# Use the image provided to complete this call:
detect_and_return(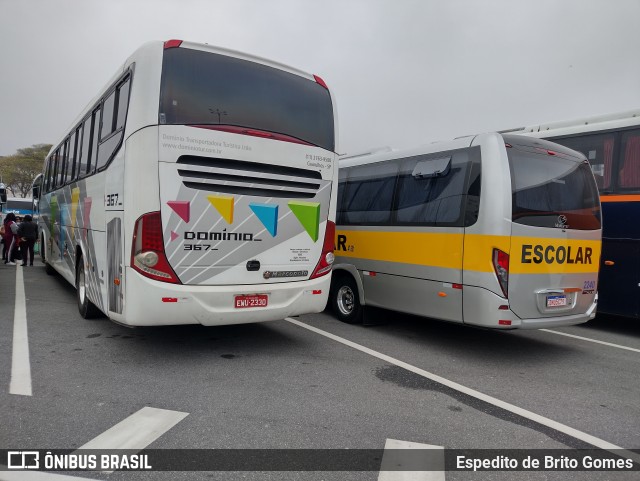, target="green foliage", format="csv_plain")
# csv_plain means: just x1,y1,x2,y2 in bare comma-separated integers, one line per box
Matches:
0,144,51,197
